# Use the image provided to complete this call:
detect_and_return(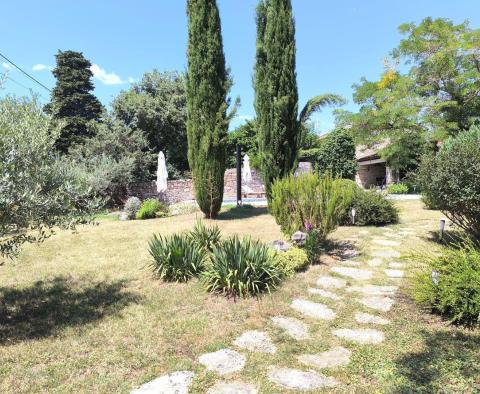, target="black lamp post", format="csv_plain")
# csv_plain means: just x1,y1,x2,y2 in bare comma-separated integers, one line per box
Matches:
236,144,242,207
